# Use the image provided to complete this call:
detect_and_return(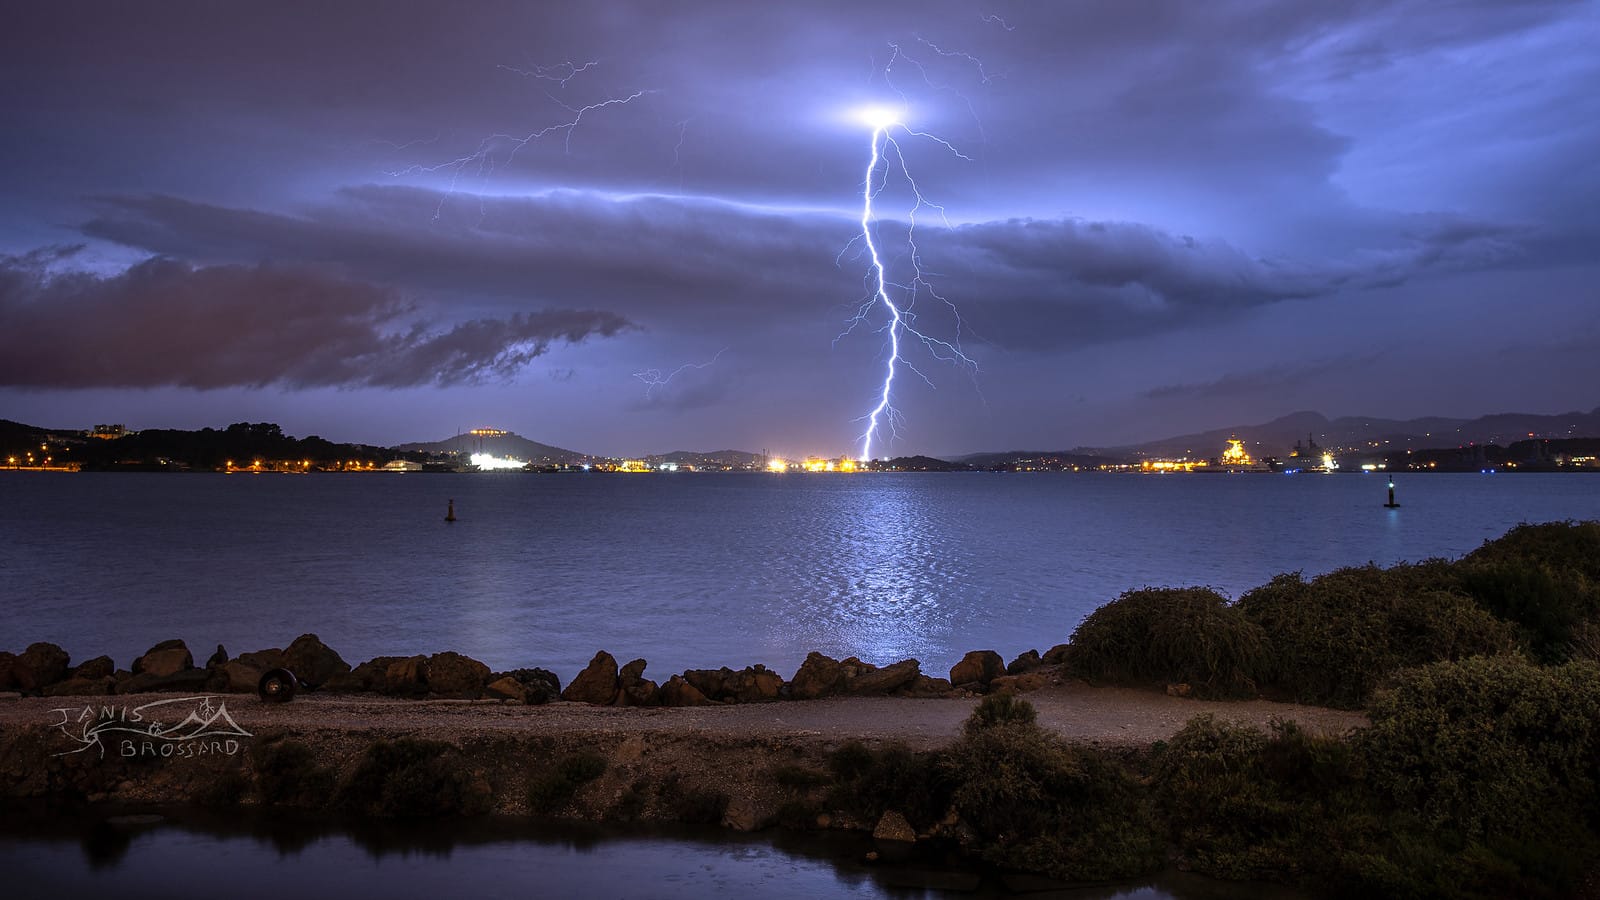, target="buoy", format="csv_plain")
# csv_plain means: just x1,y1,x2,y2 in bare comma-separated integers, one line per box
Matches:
445,499,457,522
1384,476,1400,508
